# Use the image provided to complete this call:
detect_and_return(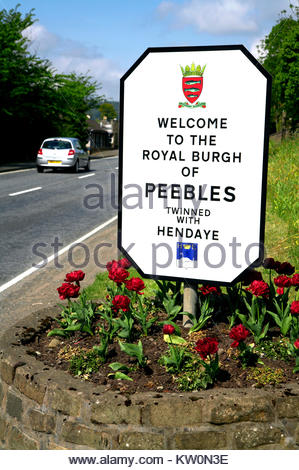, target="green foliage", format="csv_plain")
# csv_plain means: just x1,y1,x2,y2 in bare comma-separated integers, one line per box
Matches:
132,296,157,336
176,369,213,391
113,313,135,341
69,349,103,377
293,351,299,373
118,340,147,368
236,342,258,369
255,338,292,362
0,5,101,163
225,285,244,327
174,353,219,390
267,299,293,336
155,280,188,324
109,371,133,381
238,297,269,344
159,345,189,373
162,294,183,320
93,337,109,363
99,102,117,120
163,334,187,345
188,297,213,332
54,72,100,146
96,305,120,343
246,366,286,387
109,362,130,372
108,363,133,381
265,136,299,265
258,6,299,133
48,292,96,337
155,280,182,310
